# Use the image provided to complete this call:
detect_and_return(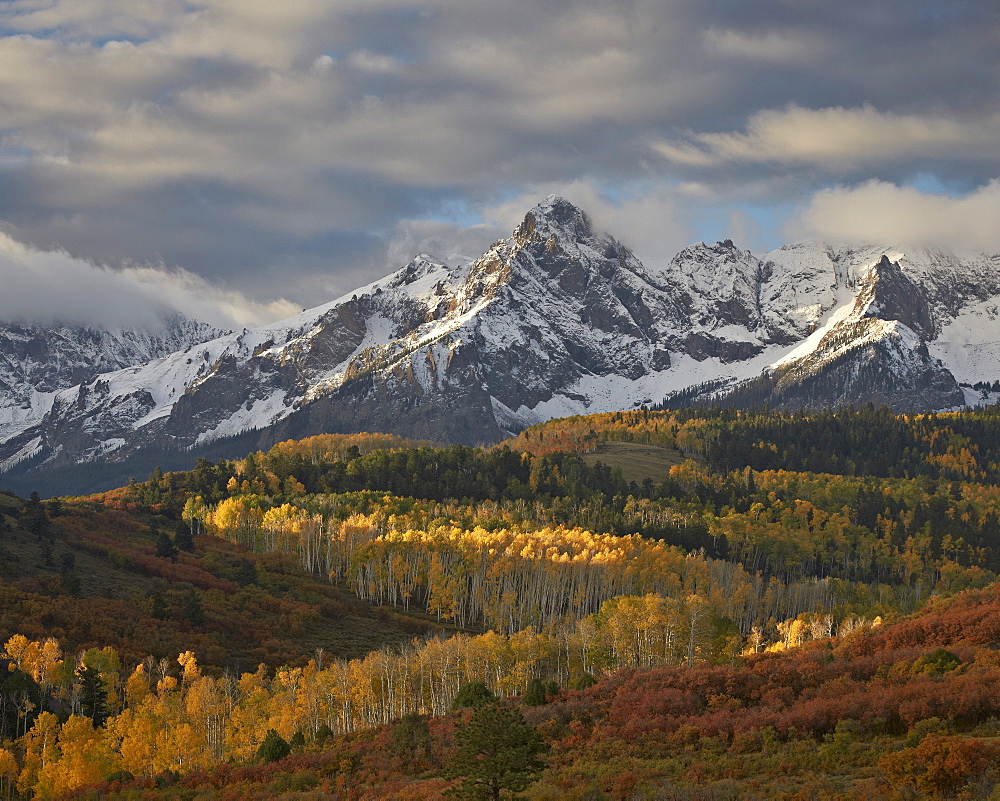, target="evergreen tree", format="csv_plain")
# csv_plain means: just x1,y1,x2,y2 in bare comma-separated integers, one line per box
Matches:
26,491,49,540
174,525,196,552
256,729,290,763
149,591,169,620
233,558,258,586
452,680,495,710
523,678,546,707
155,531,178,561
77,664,108,727
445,703,547,800
392,711,431,756
181,589,204,626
